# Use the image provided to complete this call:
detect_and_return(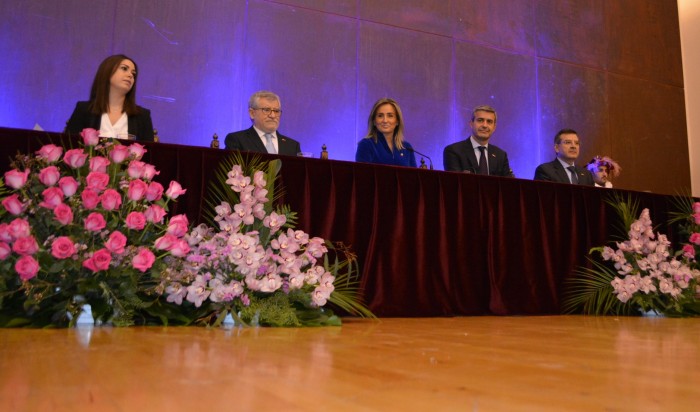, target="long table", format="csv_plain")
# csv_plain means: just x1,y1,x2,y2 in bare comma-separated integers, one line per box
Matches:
0,127,680,316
